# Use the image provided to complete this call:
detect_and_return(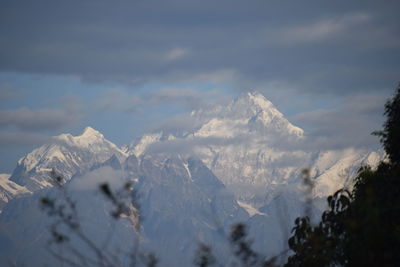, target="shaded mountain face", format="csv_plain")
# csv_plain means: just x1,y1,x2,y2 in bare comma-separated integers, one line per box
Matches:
0,91,382,266
133,155,248,266
0,152,247,266
0,174,31,209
